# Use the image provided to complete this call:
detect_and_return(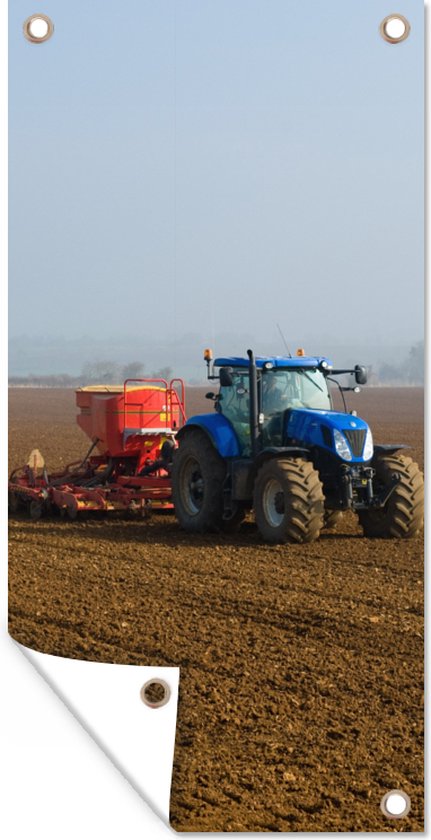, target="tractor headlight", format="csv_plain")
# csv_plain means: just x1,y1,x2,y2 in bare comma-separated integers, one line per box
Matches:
363,428,374,461
333,429,352,461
